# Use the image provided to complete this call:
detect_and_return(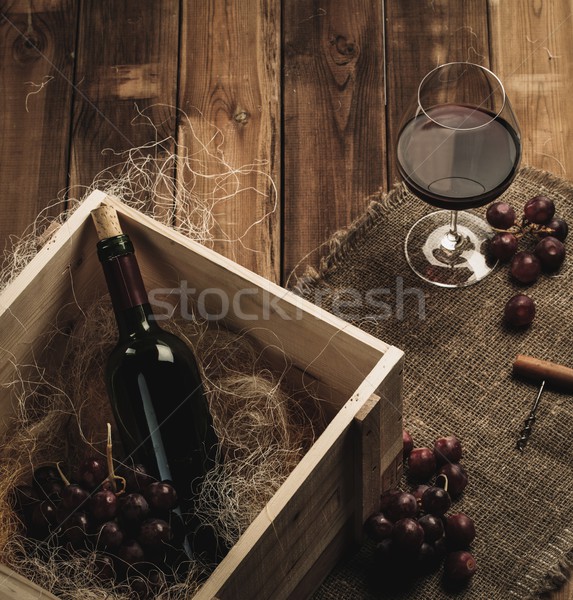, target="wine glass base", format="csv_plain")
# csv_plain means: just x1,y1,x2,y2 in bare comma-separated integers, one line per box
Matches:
404,211,497,288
